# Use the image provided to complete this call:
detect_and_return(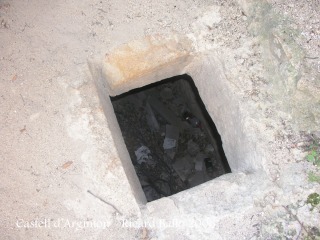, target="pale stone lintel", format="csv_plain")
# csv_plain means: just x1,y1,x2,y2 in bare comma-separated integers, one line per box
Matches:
102,35,195,96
